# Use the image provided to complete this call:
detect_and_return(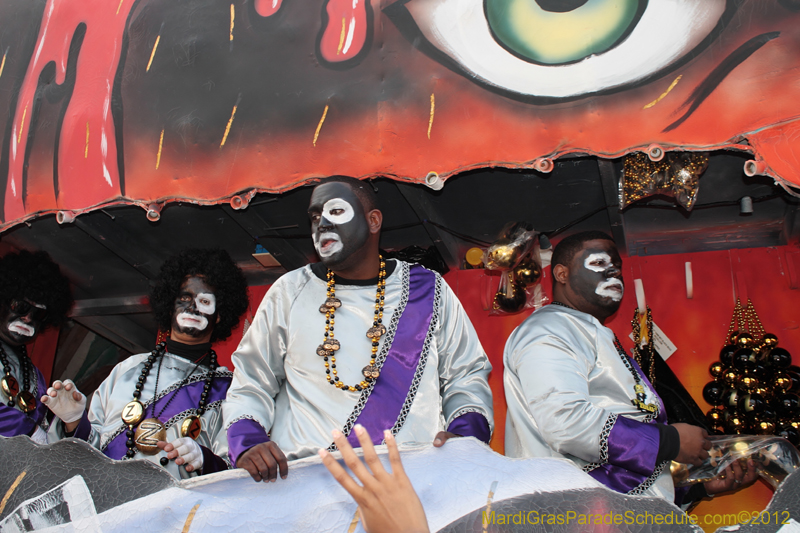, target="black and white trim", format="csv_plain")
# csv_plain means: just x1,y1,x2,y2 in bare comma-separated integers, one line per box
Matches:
582,412,617,473
328,262,412,451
